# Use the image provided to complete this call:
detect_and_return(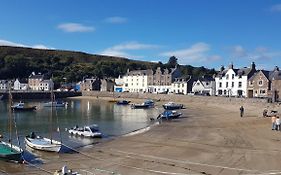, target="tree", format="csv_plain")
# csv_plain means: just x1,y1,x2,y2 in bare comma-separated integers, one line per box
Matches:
167,56,178,68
